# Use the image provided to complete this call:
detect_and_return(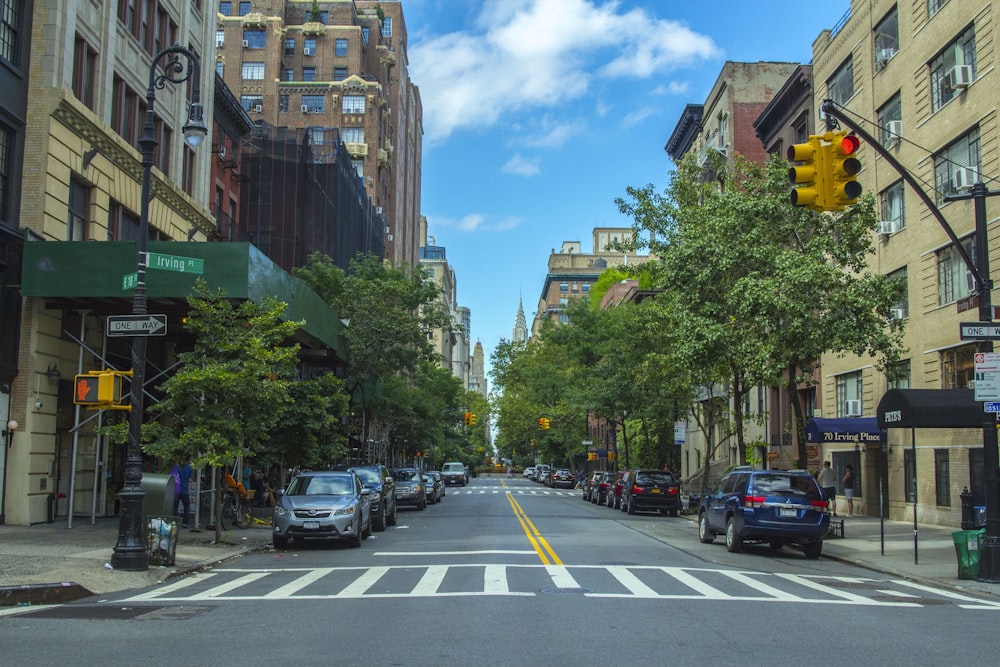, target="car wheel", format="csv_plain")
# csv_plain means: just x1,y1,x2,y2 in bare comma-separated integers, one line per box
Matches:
802,541,823,559
620,497,627,512
419,497,426,510
373,507,386,532
725,516,743,553
363,512,373,539
627,496,636,515
698,513,714,544
386,502,398,526
350,520,363,548
769,540,784,551
273,535,288,549
669,507,679,517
